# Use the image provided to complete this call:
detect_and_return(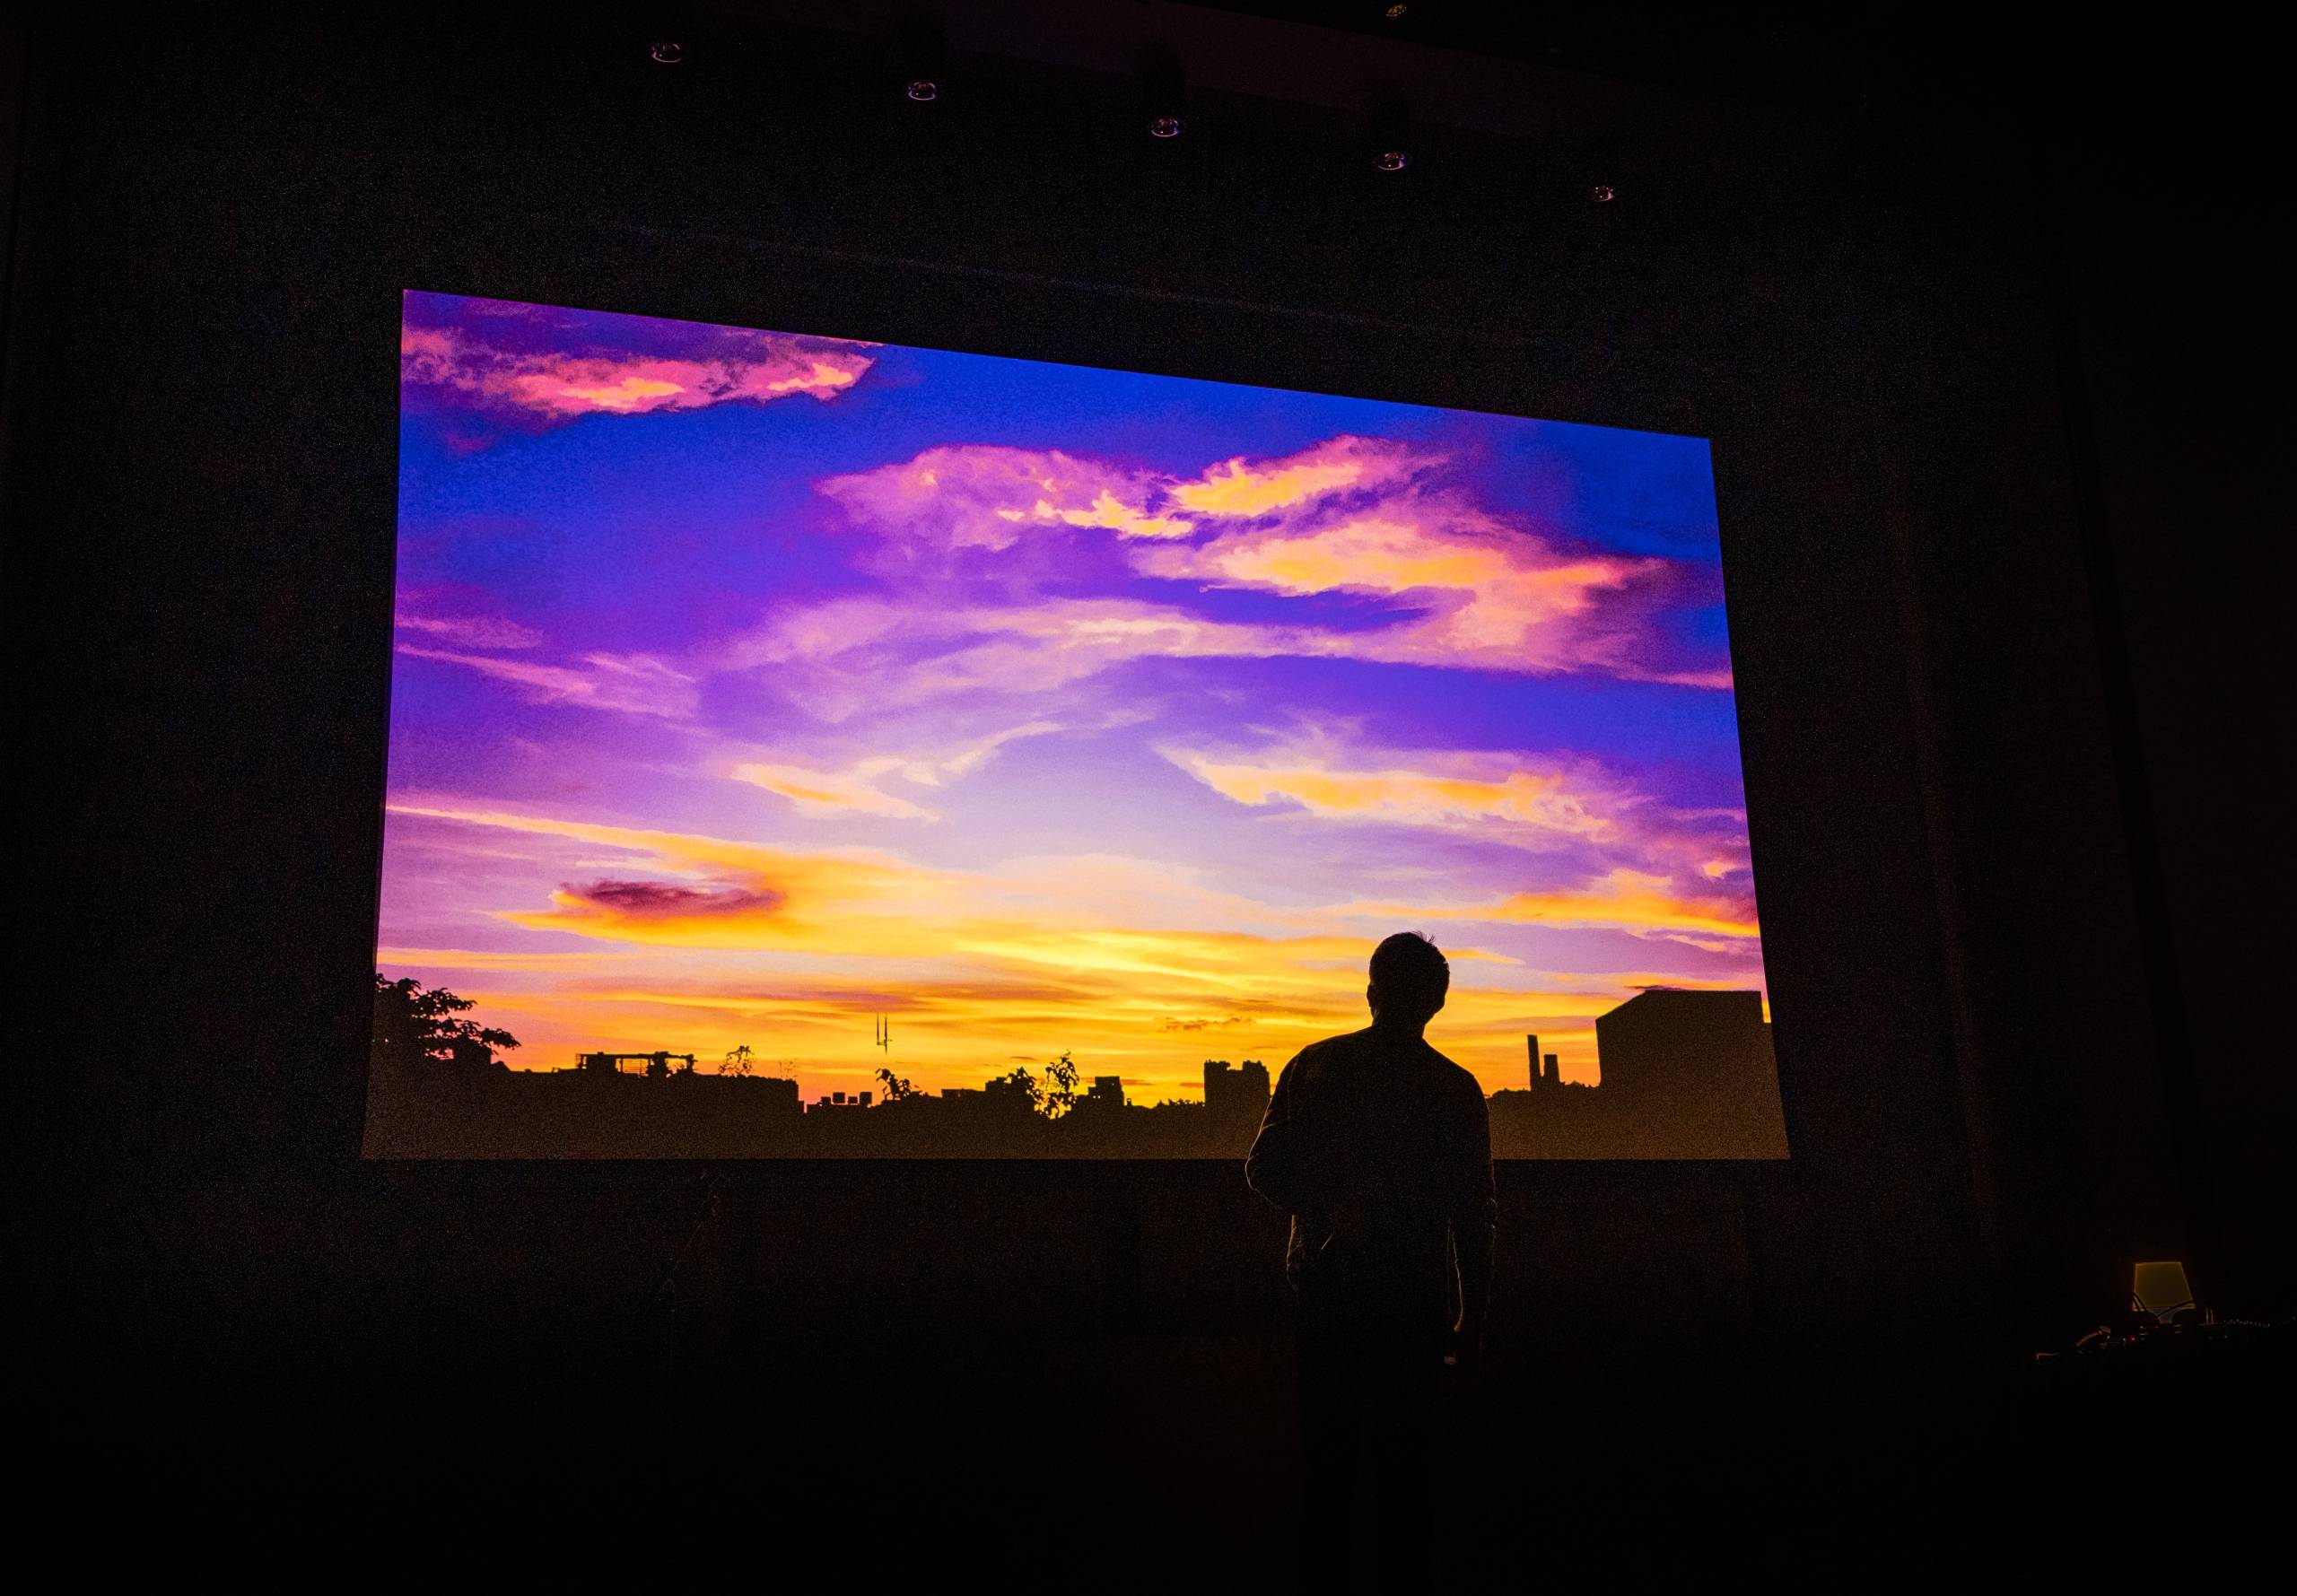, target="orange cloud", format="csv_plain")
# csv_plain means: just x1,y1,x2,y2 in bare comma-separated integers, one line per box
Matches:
1168,435,1421,517
1493,871,1759,938
729,761,941,822
1055,491,1195,540
381,803,1725,1098
377,946,659,971
387,804,936,943
1135,505,1673,676
1342,868,1760,942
